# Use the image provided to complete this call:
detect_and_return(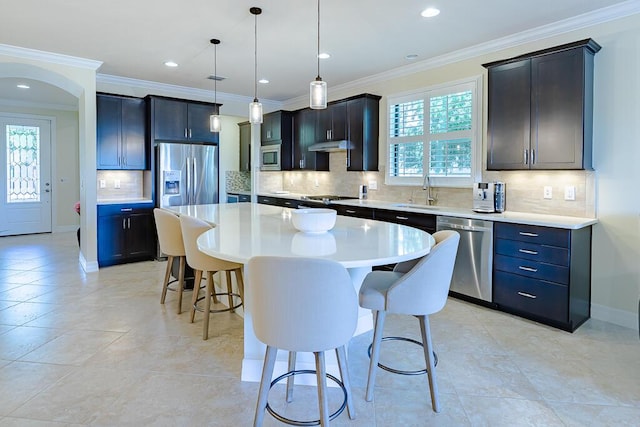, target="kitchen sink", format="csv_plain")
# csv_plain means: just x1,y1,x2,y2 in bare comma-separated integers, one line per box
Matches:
392,203,445,211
